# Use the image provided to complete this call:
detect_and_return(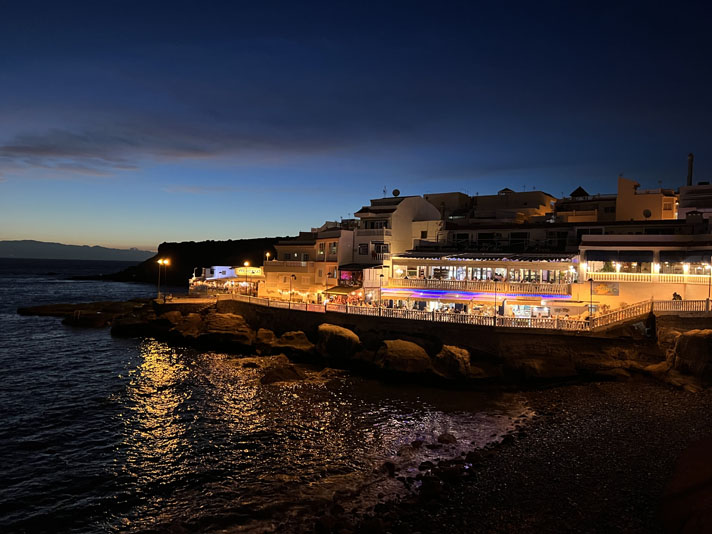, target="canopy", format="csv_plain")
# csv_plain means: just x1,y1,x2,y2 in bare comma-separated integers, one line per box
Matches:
325,285,362,295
